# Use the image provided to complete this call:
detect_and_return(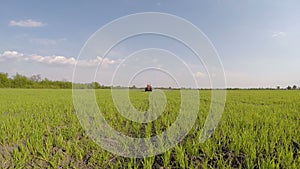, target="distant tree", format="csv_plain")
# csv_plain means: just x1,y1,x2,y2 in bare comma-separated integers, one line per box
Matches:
30,74,41,82
293,85,297,90
40,78,51,88
92,82,101,89
132,85,136,89
0,72,10,87
0,72,110,89
57,81,72,89
287,86,292,90
276,86,280,90
12,73,33,88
